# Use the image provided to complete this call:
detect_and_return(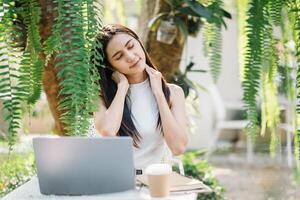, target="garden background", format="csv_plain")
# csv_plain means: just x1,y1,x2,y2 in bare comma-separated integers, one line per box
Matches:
1,0,300,199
